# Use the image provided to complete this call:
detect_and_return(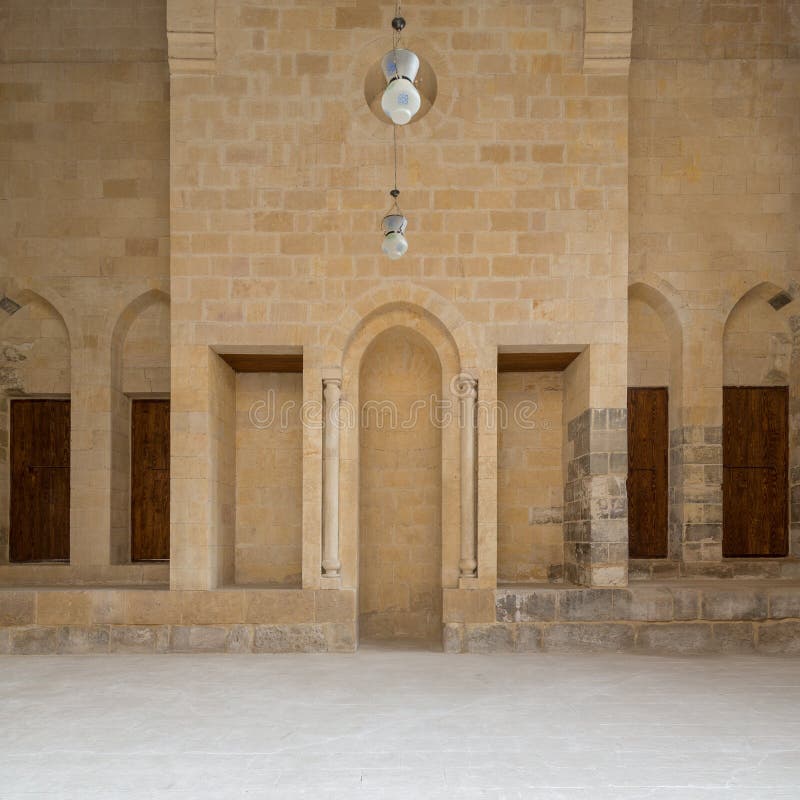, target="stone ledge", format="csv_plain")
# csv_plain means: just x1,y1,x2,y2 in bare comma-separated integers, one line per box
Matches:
496,582,800,624
444,620,800,655
0,588,357,628
0,623,356,654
